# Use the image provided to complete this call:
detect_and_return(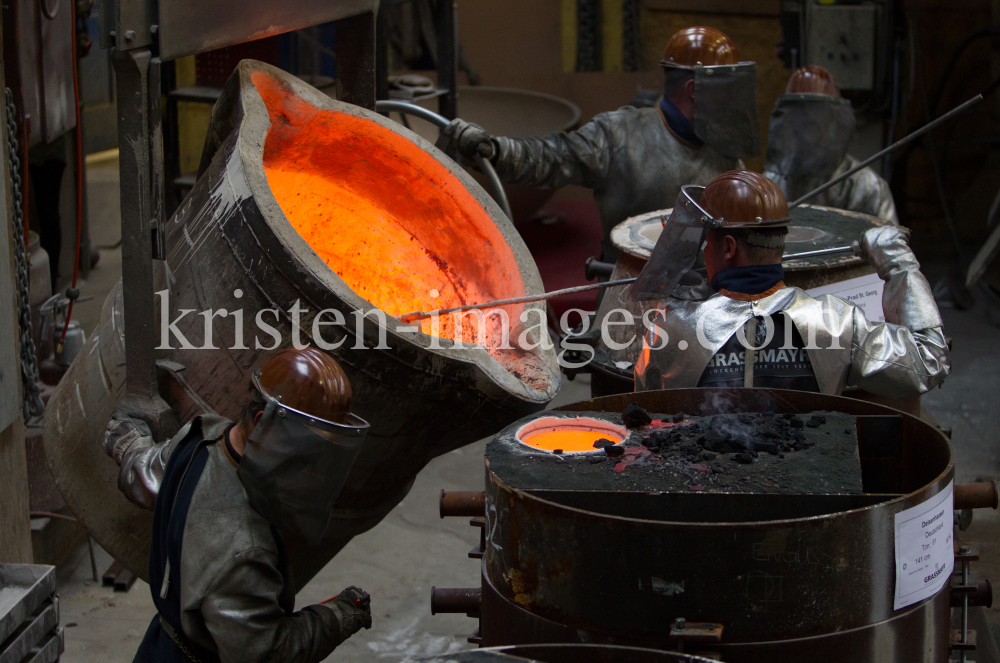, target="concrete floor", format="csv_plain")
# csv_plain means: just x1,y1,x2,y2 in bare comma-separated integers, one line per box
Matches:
51,158,1000,661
